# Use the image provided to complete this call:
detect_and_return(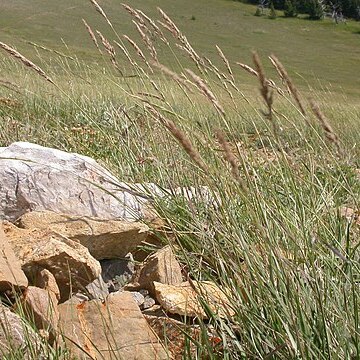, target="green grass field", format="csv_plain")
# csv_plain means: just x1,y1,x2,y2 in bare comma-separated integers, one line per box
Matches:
0,0,360,358
1,0,360,98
